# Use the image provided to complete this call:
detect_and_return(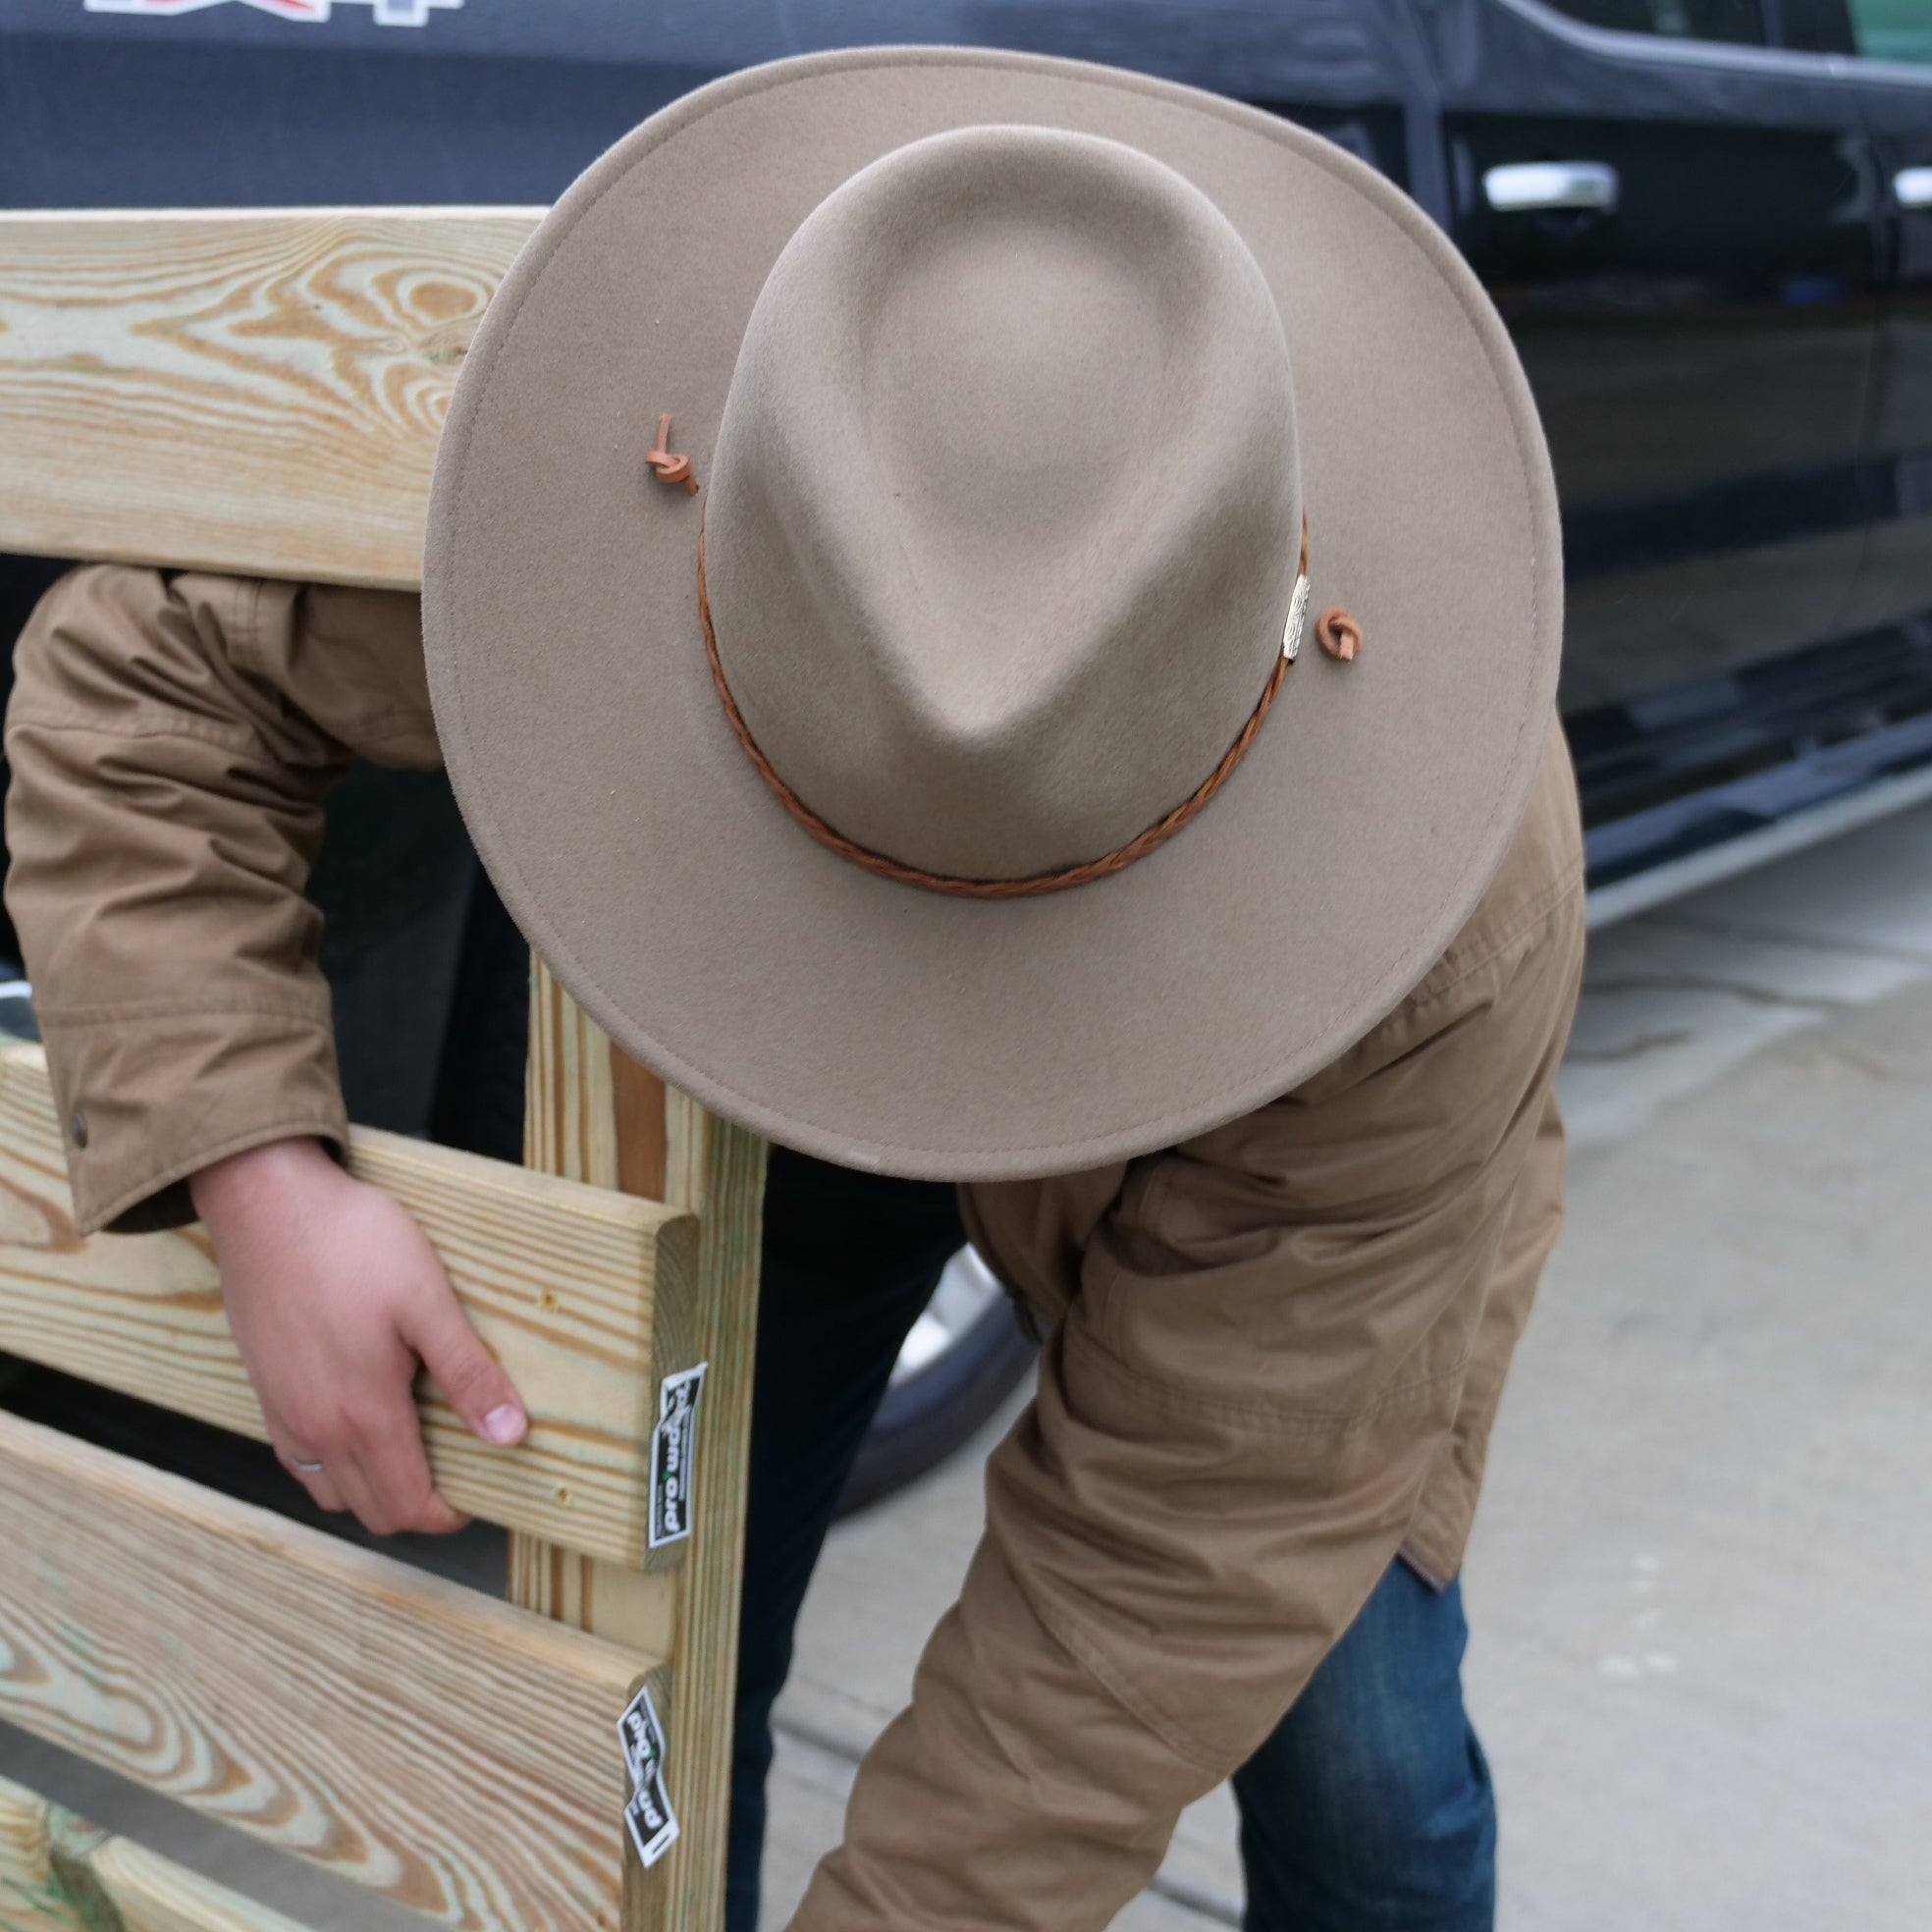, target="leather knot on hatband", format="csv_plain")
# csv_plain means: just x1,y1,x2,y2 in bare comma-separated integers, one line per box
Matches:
647,414,699,495
695,513,1353,899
